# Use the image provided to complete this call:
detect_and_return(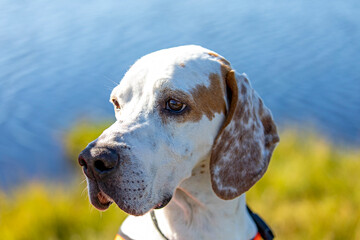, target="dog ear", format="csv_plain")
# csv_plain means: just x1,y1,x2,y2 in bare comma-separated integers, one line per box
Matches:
210,70,279,200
